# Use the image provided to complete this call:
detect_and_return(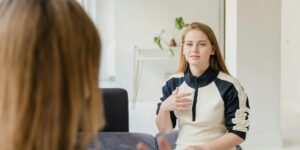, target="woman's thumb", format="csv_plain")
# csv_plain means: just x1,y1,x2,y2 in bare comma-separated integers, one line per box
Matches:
172,87,179,95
